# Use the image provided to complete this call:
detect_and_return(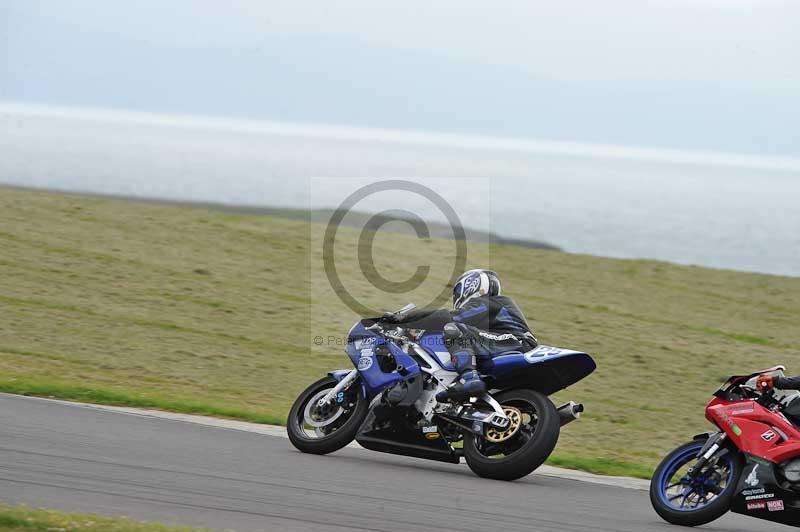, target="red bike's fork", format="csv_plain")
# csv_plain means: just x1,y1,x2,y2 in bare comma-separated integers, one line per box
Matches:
688,433,728,478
